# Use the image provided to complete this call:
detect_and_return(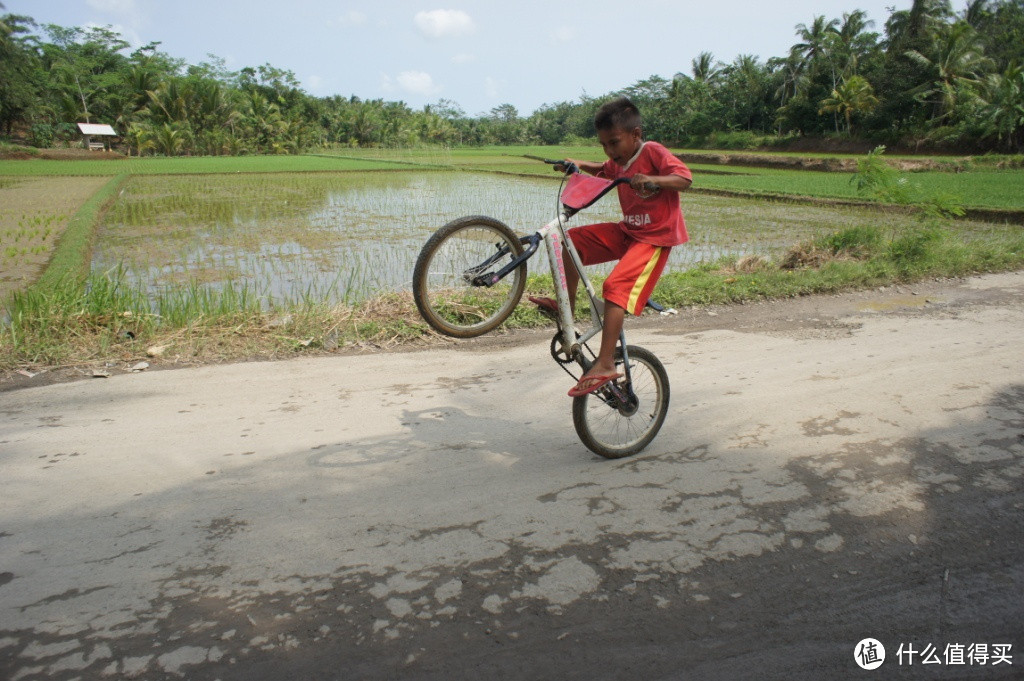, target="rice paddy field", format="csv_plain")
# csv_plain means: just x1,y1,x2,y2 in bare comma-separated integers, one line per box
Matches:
1,146,1022,317
91,169,1011,309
